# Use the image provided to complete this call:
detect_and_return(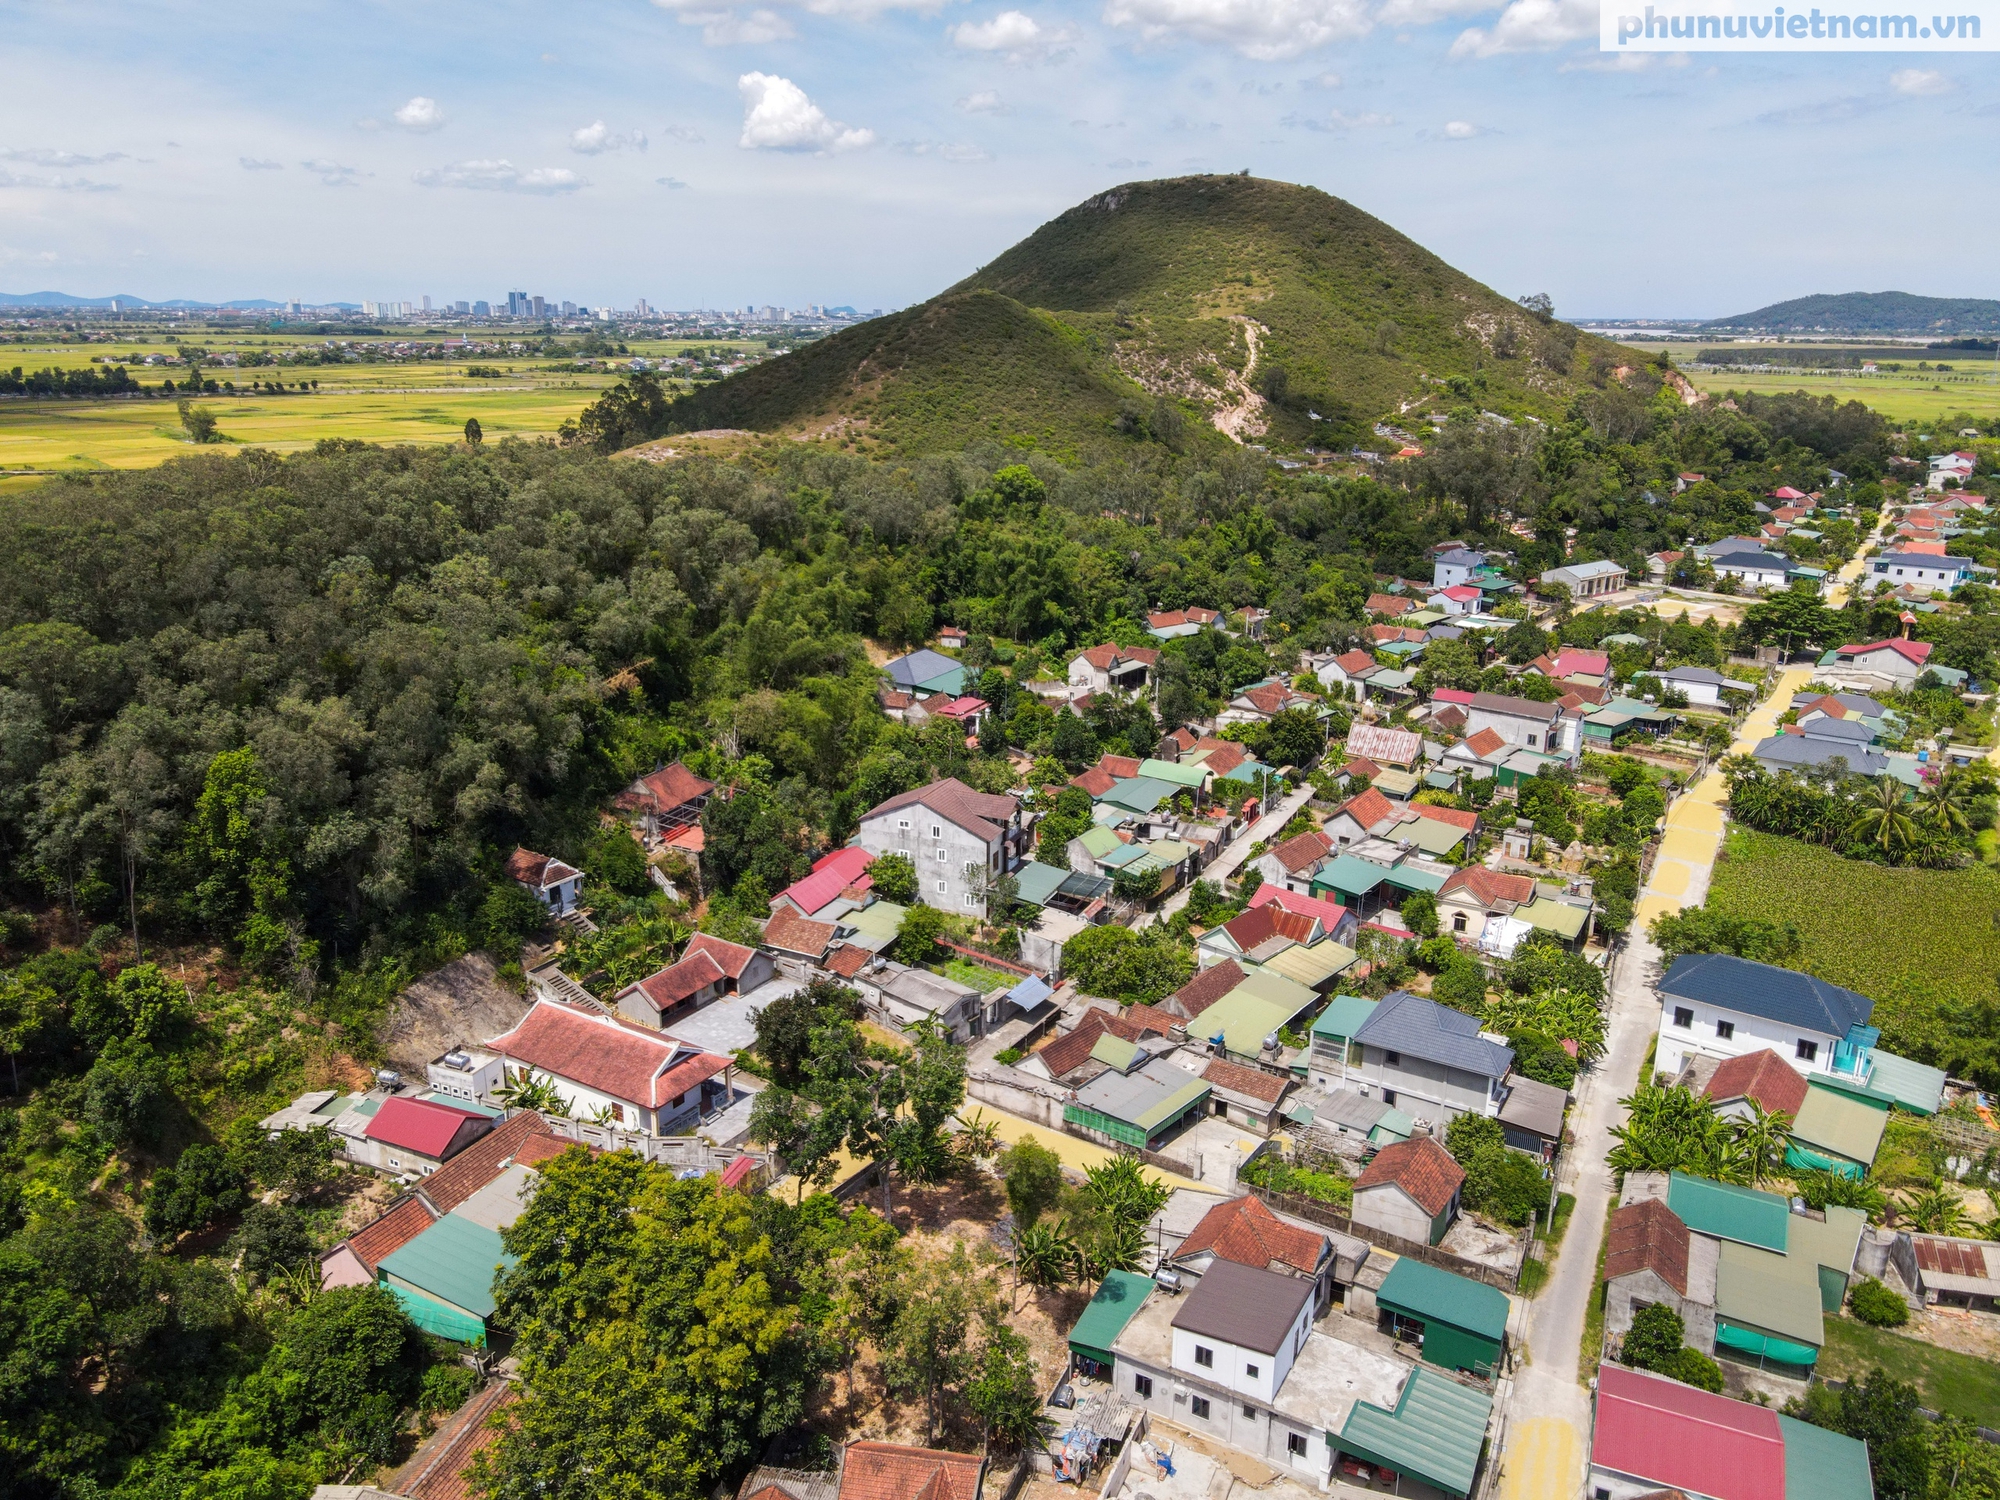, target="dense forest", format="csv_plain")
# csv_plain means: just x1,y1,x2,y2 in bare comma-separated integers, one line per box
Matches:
2,378,1999,1496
